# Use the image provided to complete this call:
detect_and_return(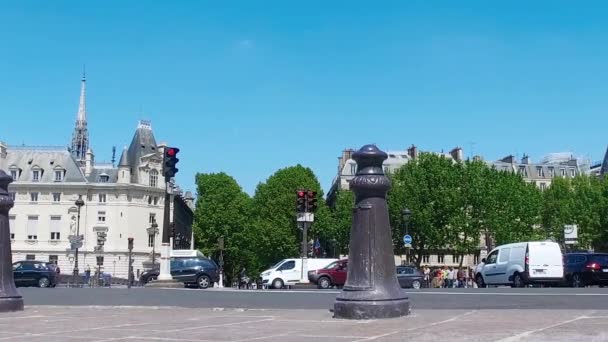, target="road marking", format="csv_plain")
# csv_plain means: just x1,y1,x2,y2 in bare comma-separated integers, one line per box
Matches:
0,315,47,320
493,314,589,342
163,318,275,333
233,334,290,341
407,310,477,332
353,330,401,342
411,291,608,296
166,287,341,294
